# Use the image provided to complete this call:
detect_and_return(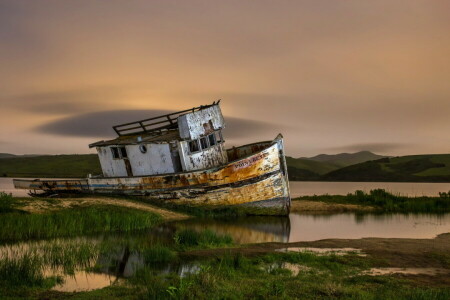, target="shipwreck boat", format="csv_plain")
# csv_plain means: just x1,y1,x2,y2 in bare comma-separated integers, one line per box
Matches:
14,101,291,215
